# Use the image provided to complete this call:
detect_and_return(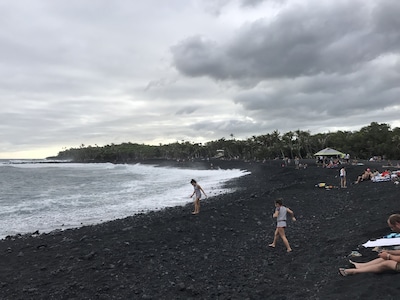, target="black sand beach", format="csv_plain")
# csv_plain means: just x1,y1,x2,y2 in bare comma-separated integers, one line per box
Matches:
1,159,400,299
